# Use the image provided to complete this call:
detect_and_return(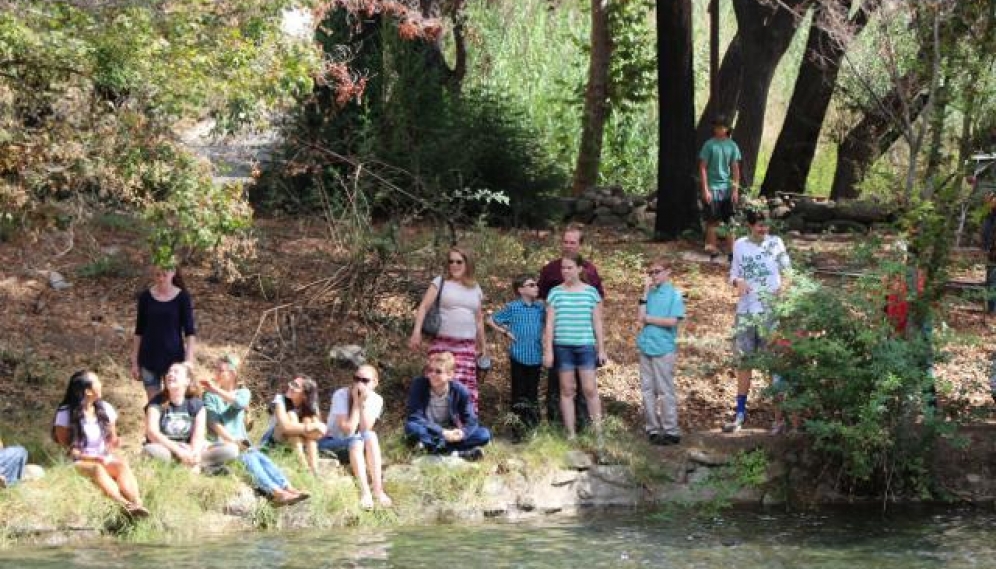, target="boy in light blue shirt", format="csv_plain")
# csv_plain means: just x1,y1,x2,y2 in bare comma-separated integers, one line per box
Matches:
636,258,685,445
489,275,545,431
